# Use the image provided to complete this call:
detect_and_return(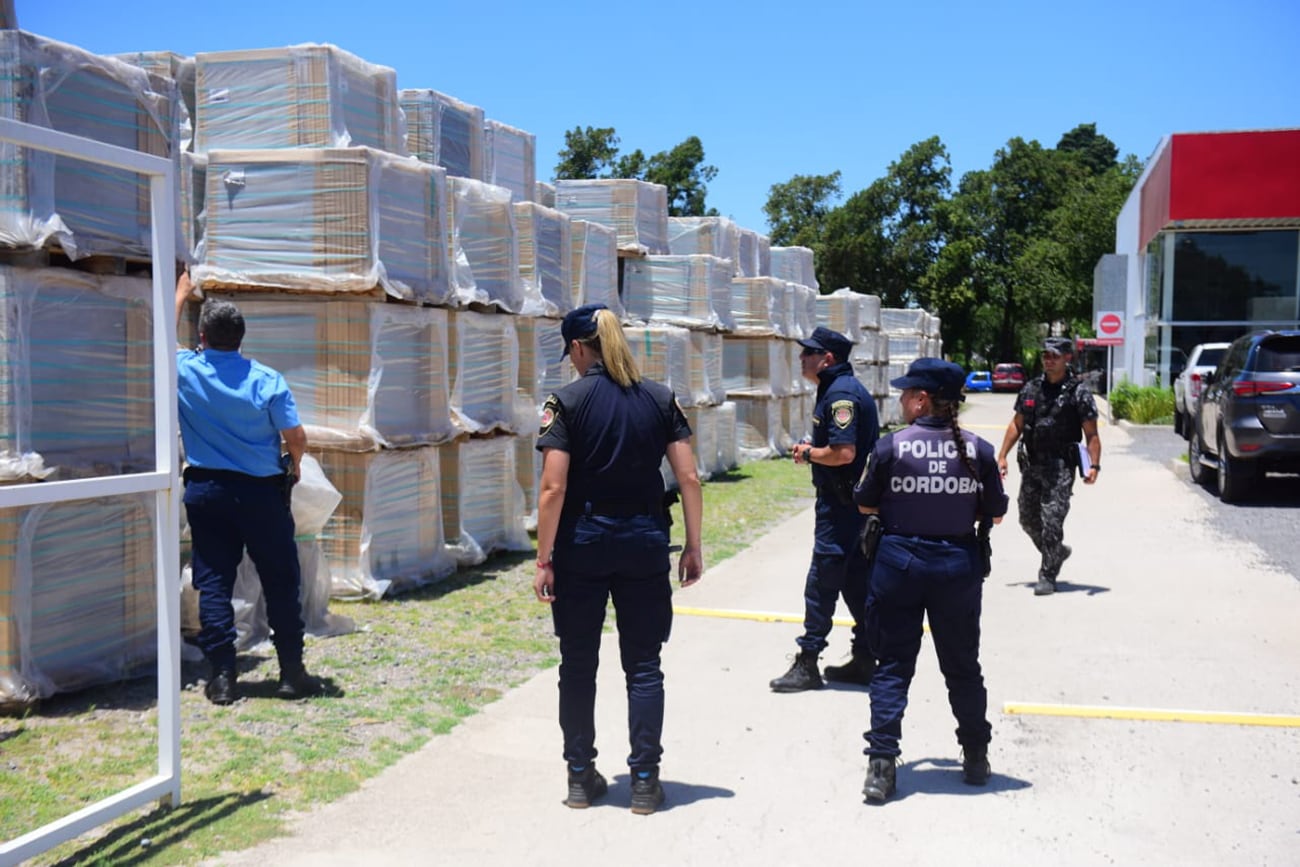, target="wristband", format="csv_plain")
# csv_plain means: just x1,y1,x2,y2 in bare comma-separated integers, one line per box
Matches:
1091,465,1099,472
536,560,553,569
